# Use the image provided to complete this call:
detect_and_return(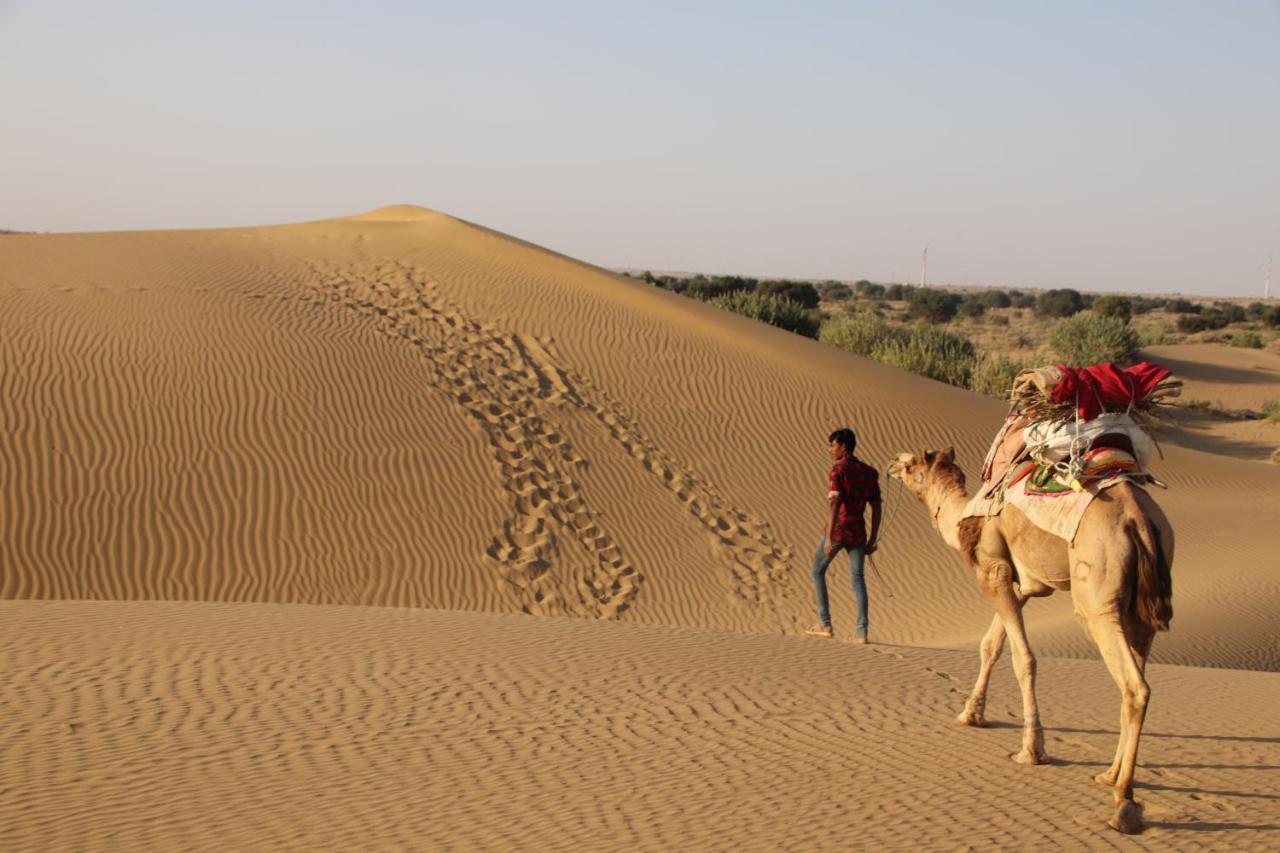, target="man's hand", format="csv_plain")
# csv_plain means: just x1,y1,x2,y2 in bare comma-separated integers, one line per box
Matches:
865,541,878,556
824,541,839,559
